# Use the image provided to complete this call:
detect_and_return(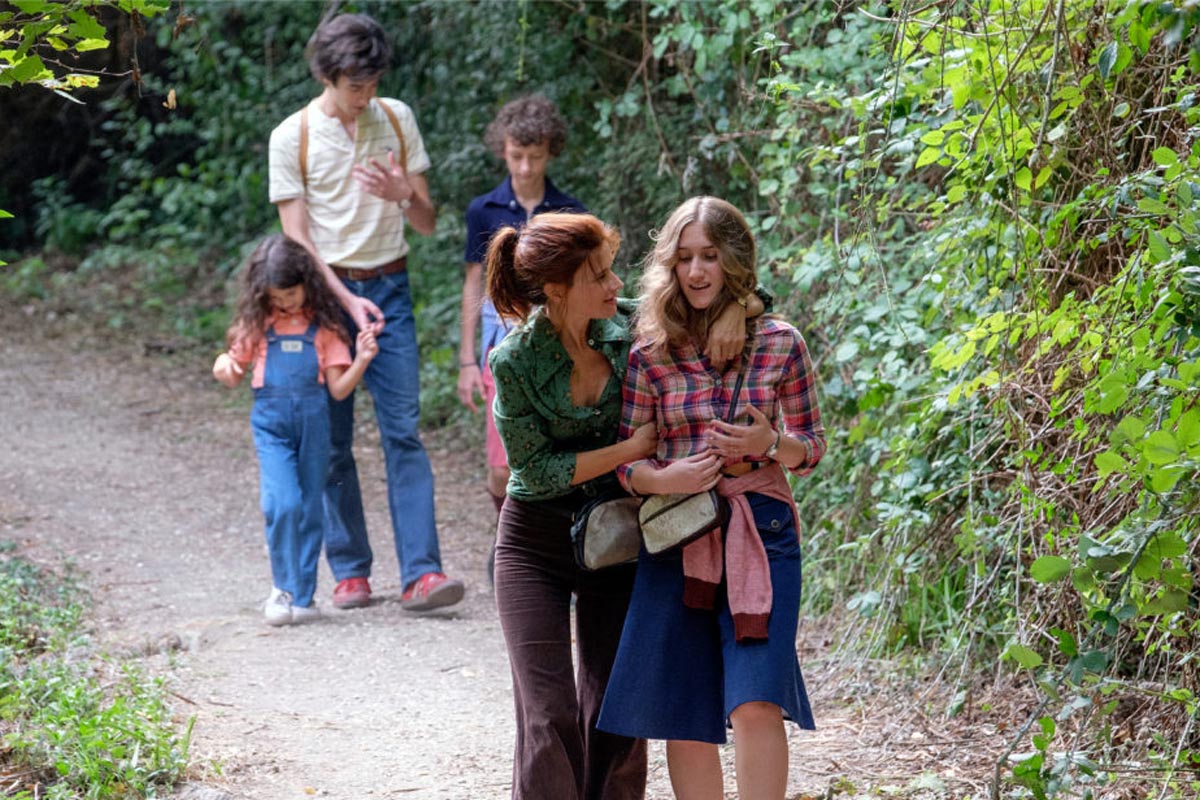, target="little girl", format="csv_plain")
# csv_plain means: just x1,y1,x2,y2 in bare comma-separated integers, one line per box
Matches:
213,234,378,626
